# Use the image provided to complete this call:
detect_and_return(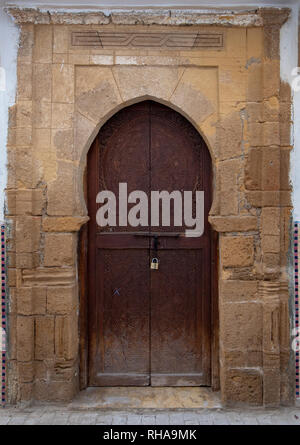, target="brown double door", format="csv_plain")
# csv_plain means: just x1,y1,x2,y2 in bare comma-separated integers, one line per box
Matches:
88,101,212,387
